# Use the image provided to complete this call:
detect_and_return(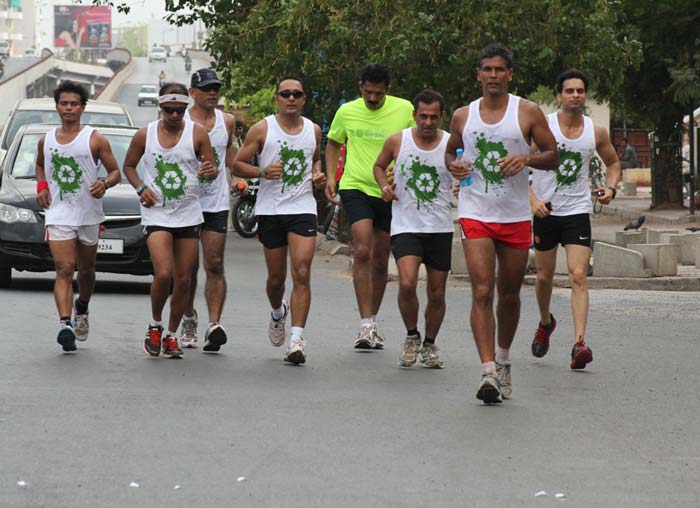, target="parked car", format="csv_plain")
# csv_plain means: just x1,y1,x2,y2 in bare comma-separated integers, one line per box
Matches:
137,85,159,106
0,124,153,287
149,46,167,63
0,97,134,165
0,41,9,59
